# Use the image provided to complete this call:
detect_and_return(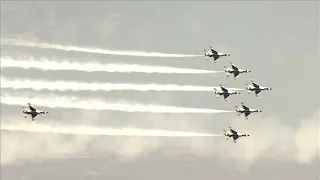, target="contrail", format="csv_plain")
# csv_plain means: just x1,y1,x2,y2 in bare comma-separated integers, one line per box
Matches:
1,39,203,58
0,95,233,114
1,123,222,137
1,76,243,92
1,57,222,74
